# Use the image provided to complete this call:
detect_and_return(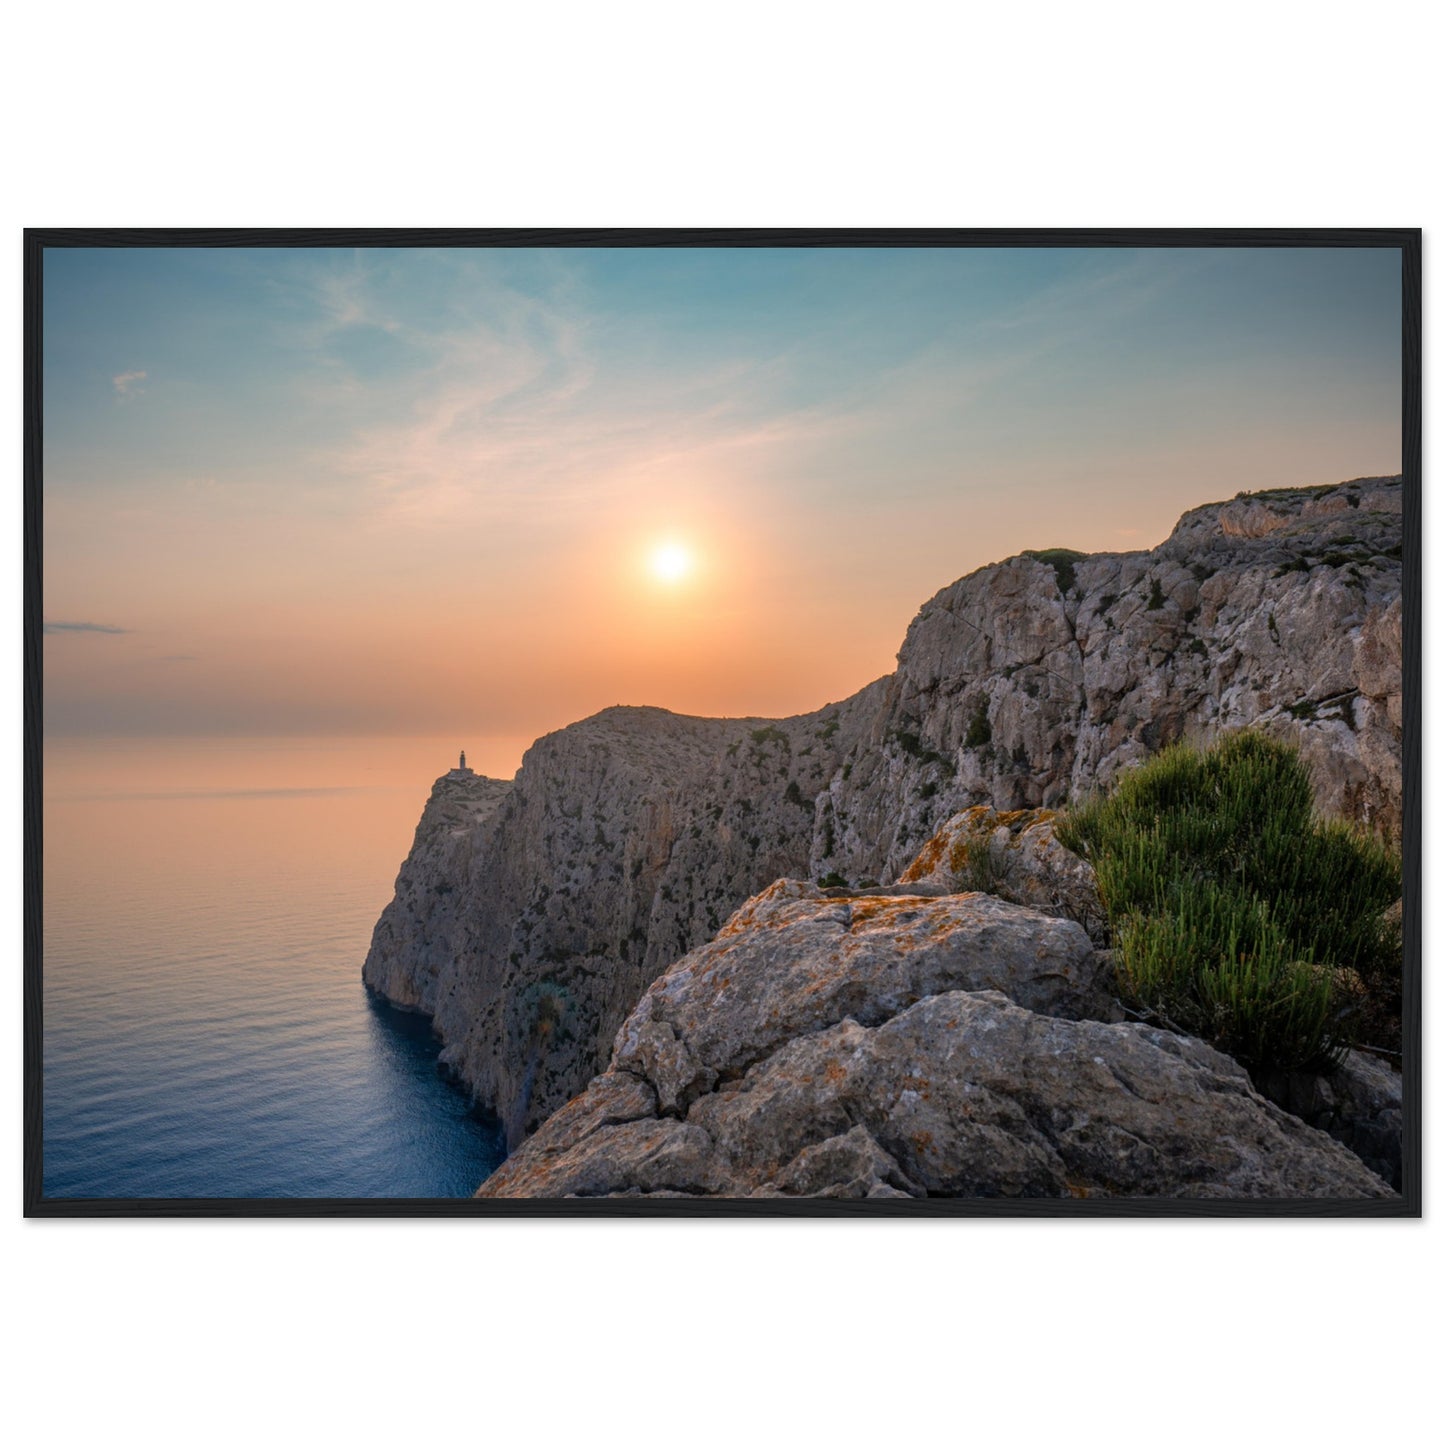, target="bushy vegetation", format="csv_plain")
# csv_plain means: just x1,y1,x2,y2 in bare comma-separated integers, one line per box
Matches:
894,726,956,774
958,841,1005,897
1058,732,1400,1072
1023,547,1087,594
964,701,992,750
